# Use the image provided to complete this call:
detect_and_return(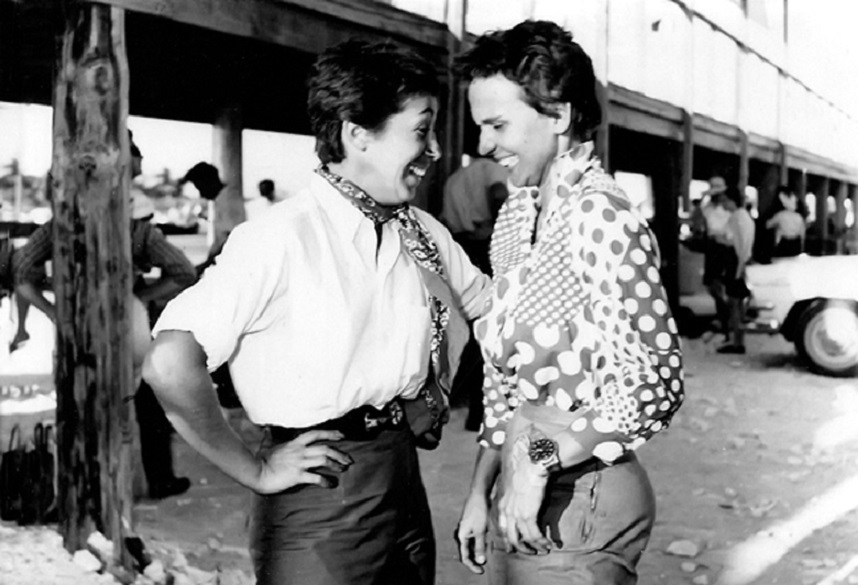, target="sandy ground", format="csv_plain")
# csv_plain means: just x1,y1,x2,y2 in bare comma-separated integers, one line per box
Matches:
2,303,858,585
